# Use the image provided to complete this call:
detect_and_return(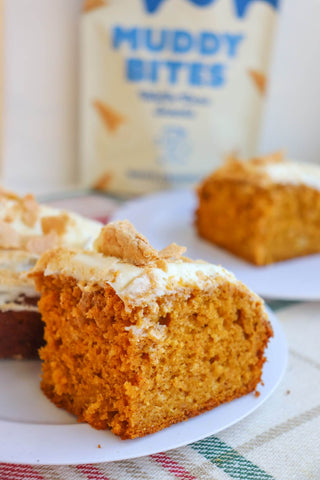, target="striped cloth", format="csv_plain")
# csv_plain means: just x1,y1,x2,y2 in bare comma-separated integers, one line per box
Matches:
1,301,319,479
